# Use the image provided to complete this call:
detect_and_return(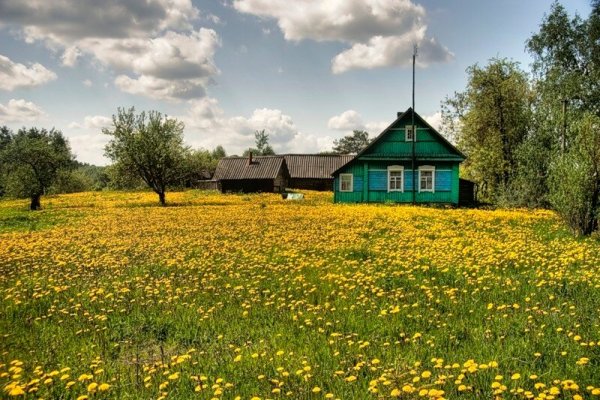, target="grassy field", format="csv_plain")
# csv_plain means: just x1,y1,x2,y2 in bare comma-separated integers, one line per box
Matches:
1,191,599,400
